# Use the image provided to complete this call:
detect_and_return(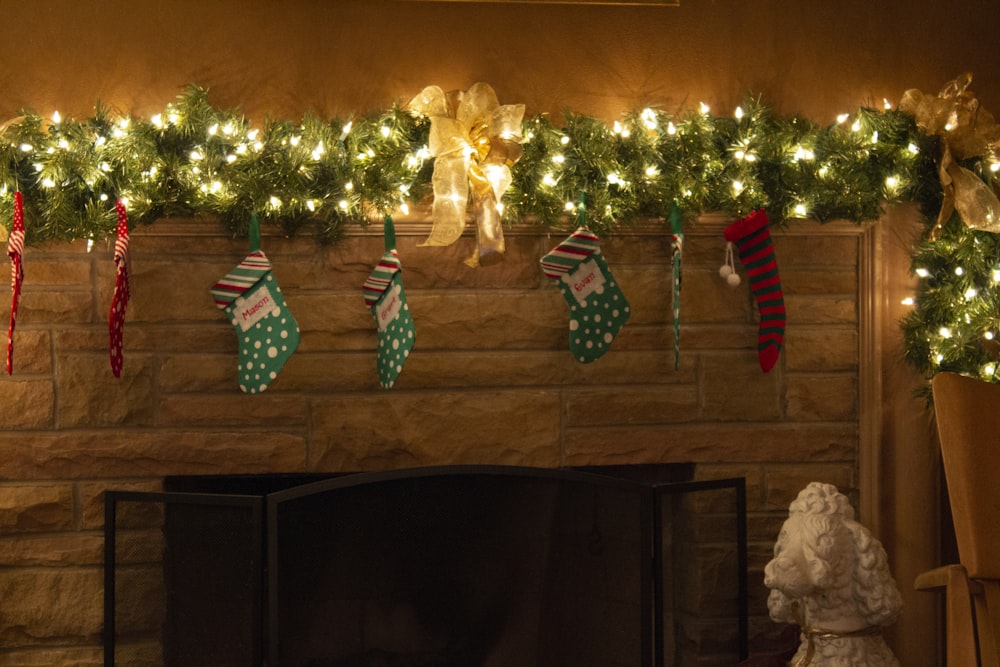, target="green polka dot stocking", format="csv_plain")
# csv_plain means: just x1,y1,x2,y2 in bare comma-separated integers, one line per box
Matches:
540,225,631,363
362,216,415,389
210,214,300,393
